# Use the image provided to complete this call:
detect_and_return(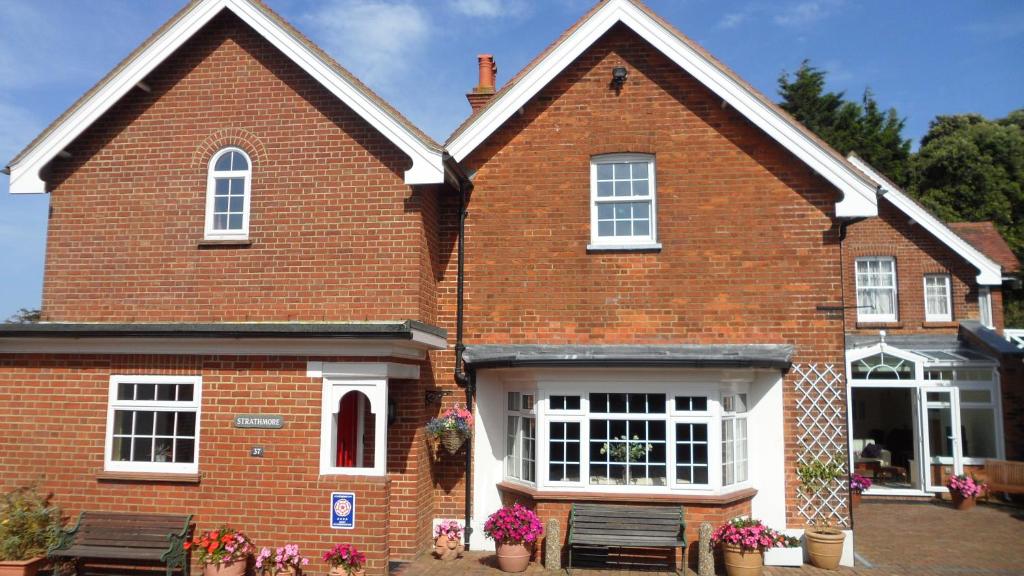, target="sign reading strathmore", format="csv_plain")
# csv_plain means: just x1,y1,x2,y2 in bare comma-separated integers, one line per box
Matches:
233,414,285,429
